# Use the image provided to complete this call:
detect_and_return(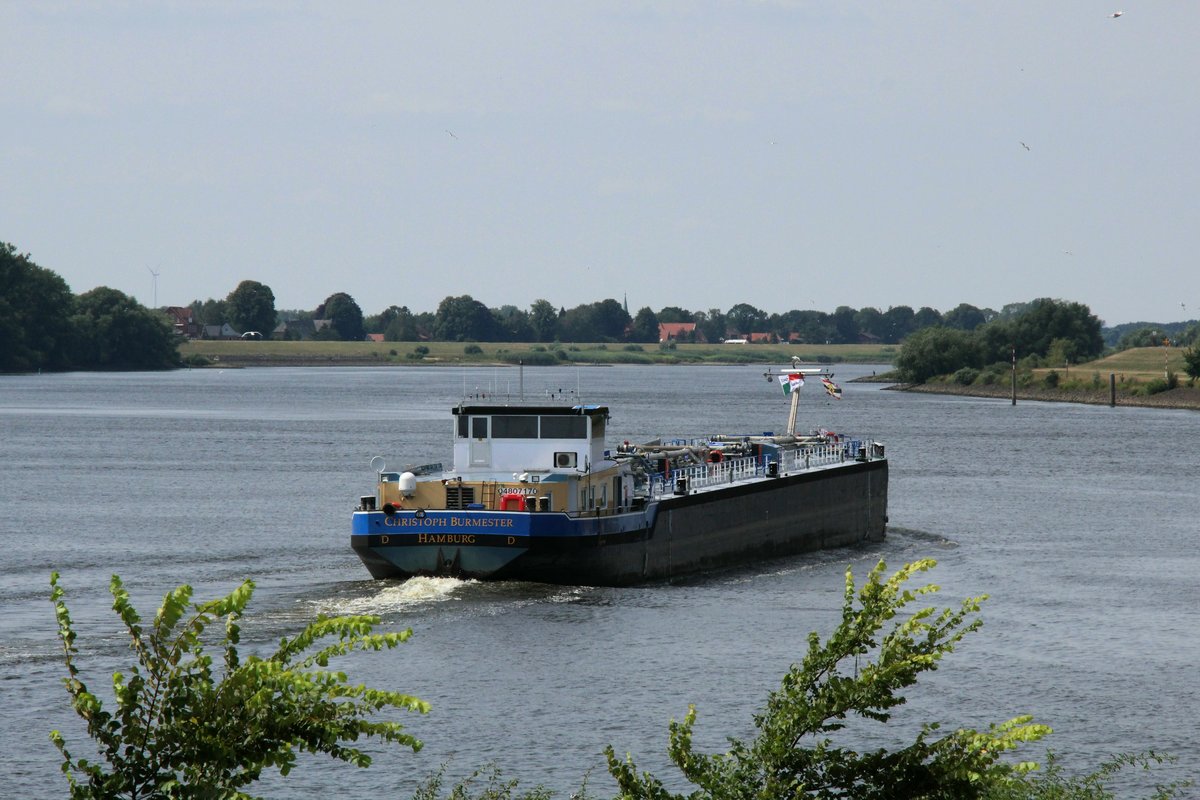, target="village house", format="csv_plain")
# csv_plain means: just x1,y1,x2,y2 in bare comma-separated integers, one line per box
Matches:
273,319,333,340
201,323,241,340
658,322,706,343
164,307,200,339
